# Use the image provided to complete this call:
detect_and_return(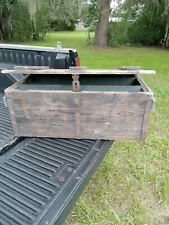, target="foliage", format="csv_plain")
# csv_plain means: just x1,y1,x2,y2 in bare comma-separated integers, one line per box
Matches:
108,21,130,47
11,1,32,41
85,0,99,30
126,1,167,45
0,0,88,41
128,10,166,45
107,0,169,47
0,0,50,41
33,3,50,40
50,19,76,32
122,0,169,46
49,0,84,32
